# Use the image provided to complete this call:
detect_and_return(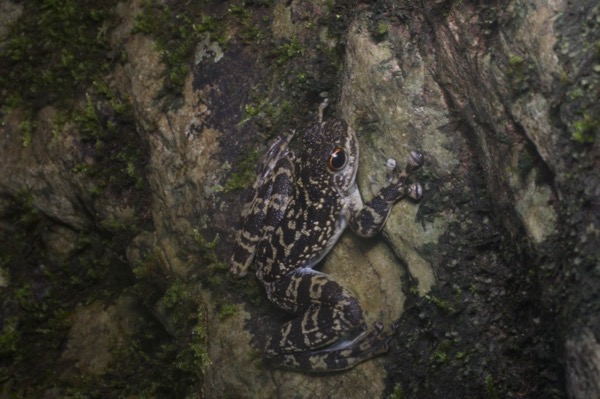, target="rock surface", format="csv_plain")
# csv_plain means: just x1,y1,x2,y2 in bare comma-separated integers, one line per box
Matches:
1,0,599,398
